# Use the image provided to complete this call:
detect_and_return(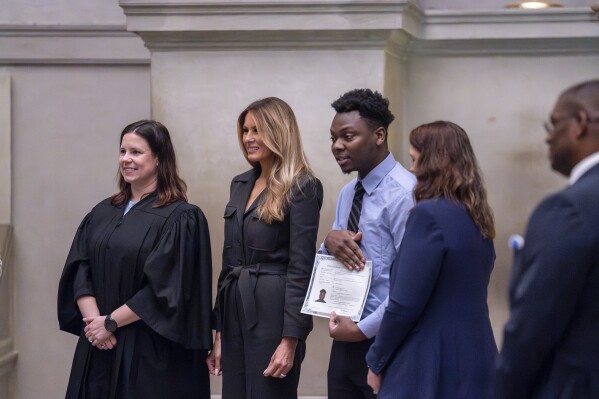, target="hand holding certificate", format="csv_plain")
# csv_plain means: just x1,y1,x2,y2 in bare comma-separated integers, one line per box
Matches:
301,254,372,322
